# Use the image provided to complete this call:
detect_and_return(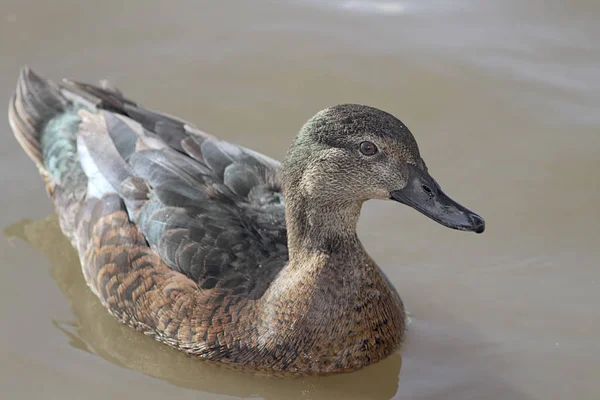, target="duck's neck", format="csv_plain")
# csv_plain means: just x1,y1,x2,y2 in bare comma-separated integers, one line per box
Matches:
256,190,405,372
284,191,364,262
